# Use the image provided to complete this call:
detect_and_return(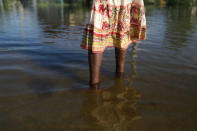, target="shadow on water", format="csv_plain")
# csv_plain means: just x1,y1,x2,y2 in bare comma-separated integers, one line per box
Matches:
21,50,90,96
28,77,55,98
